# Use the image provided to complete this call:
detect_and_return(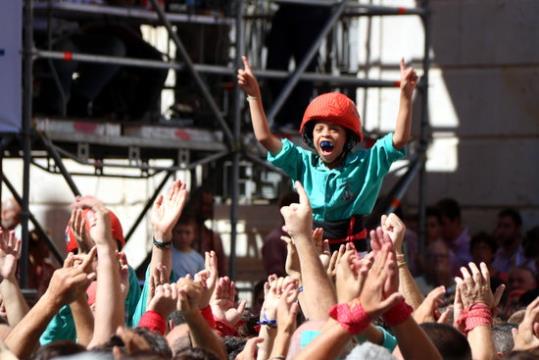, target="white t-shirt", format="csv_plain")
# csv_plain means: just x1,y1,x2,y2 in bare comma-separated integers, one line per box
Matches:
171,248,205,278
